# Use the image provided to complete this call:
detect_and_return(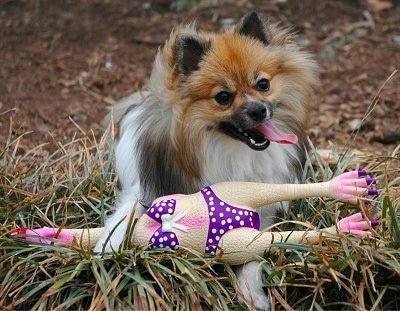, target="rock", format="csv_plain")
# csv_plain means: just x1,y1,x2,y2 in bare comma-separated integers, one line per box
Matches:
373,130,400,145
